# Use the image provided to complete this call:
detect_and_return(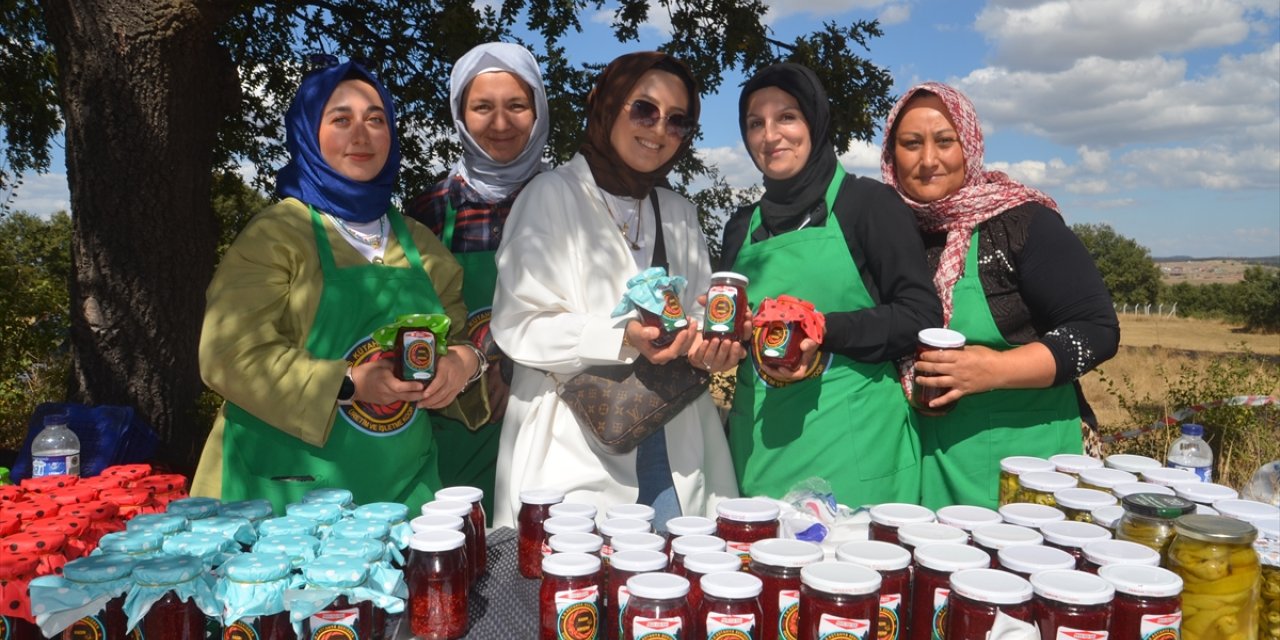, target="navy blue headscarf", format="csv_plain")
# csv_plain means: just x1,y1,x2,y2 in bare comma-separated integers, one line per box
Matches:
276,61,402,223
